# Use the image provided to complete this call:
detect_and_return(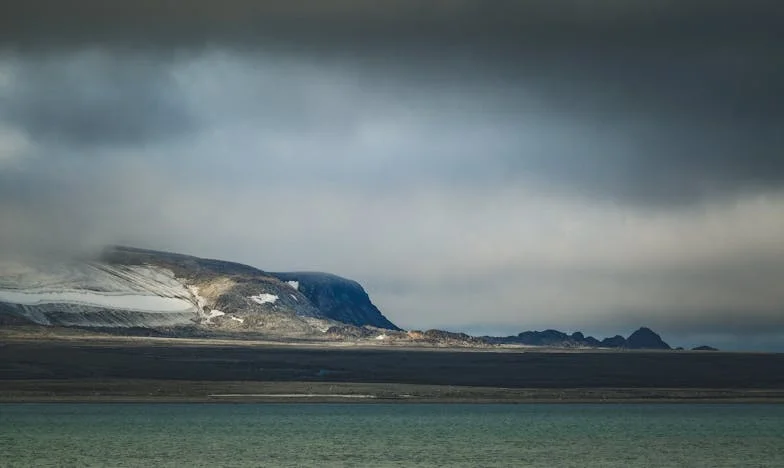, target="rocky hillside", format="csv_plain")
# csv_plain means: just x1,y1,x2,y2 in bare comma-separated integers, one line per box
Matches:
0,246,399,337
